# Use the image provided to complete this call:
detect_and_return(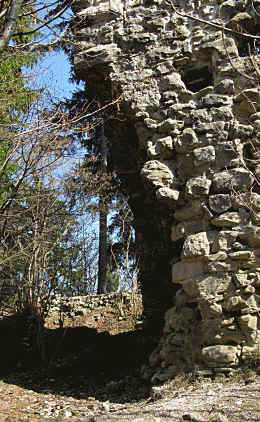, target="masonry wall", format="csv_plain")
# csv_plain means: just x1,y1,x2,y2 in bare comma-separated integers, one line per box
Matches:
71,0,260,382
46,291,143,335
